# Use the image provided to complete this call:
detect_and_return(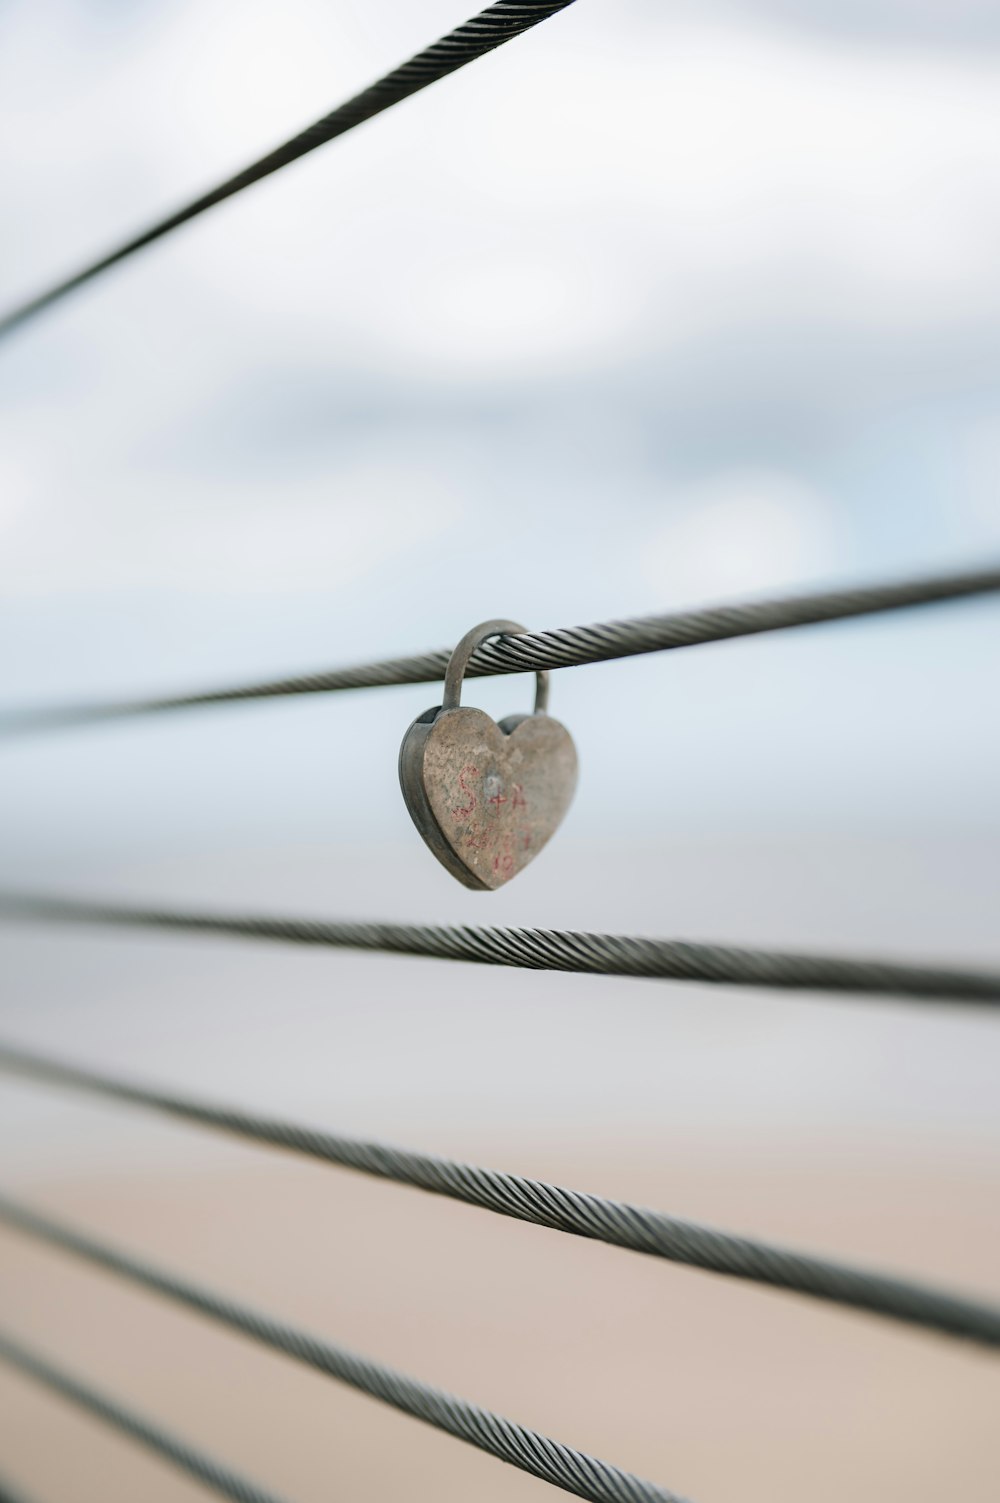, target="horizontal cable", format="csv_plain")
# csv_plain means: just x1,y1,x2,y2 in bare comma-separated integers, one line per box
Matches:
0,1195,688,1503
3,1045,1000,1348
1,891,998,1004
0,1328,292,1503
1,563,998,736
0,1,578,340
